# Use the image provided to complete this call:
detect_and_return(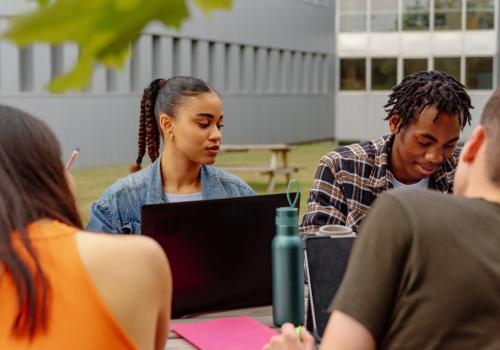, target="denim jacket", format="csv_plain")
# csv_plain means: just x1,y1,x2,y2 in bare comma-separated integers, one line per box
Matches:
86,159,255,234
